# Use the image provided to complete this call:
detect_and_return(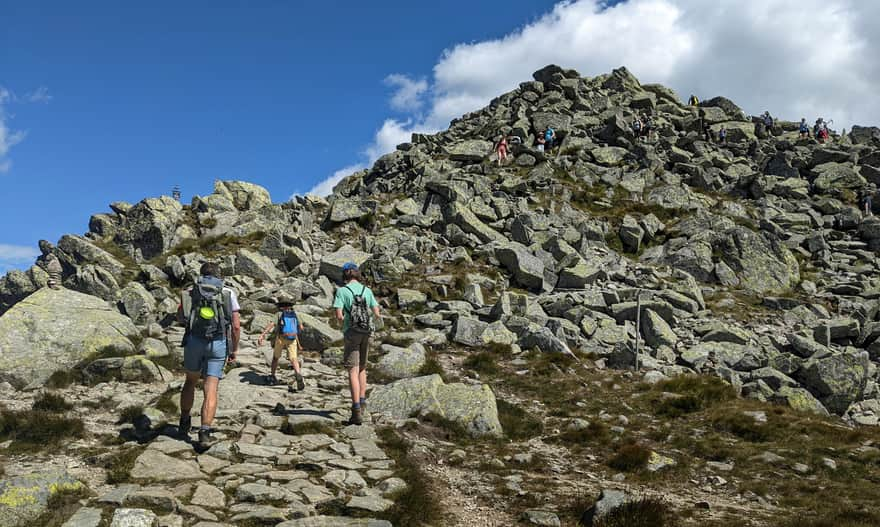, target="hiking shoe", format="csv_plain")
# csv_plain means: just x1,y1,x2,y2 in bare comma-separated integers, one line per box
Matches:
266,374,279,386
197,428,217,447
349,406,363,426
178,415,192,437
296,374,305,391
